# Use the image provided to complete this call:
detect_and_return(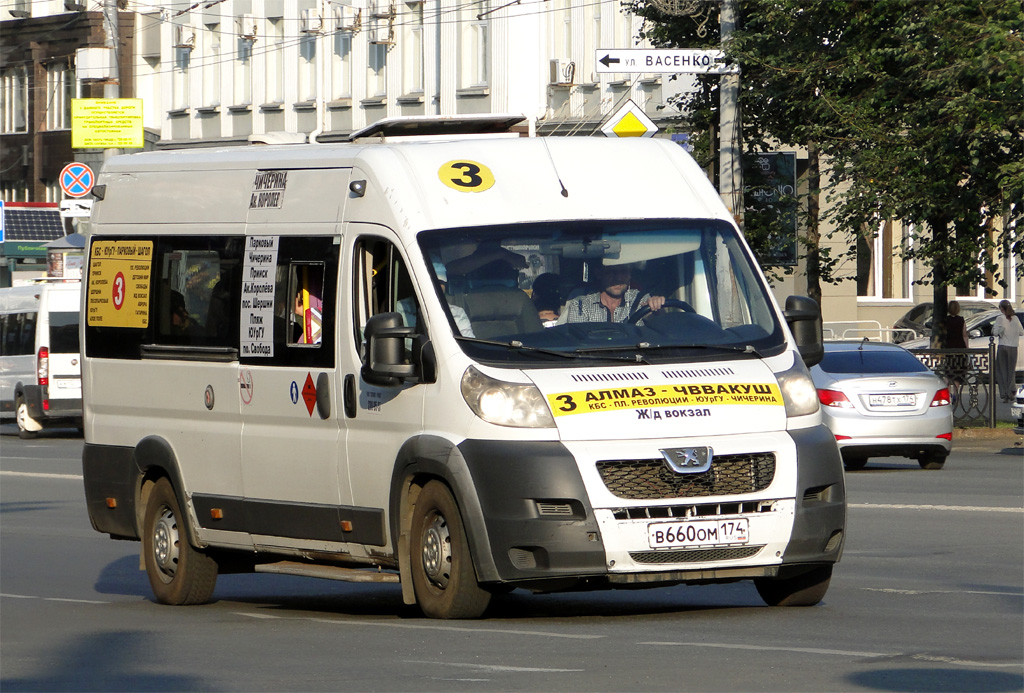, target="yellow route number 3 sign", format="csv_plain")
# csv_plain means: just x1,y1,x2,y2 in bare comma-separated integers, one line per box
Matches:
438,160,495,192
87,241,154,327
